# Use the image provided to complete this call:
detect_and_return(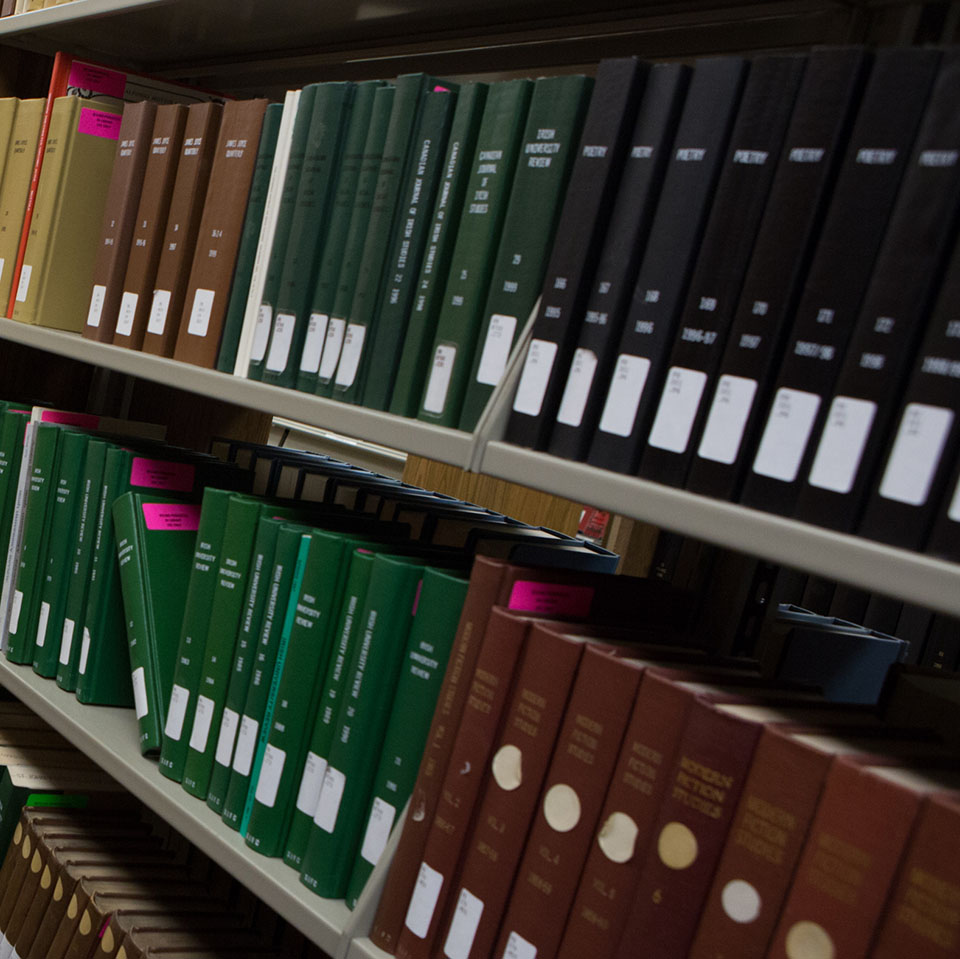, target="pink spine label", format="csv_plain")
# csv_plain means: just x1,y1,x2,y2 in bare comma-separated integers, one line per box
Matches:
411,578,424,617
68,62,127,99
507,581,596,617
130,458,195,492
142,503,201,532
39,410,99,428
78,108,122,140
